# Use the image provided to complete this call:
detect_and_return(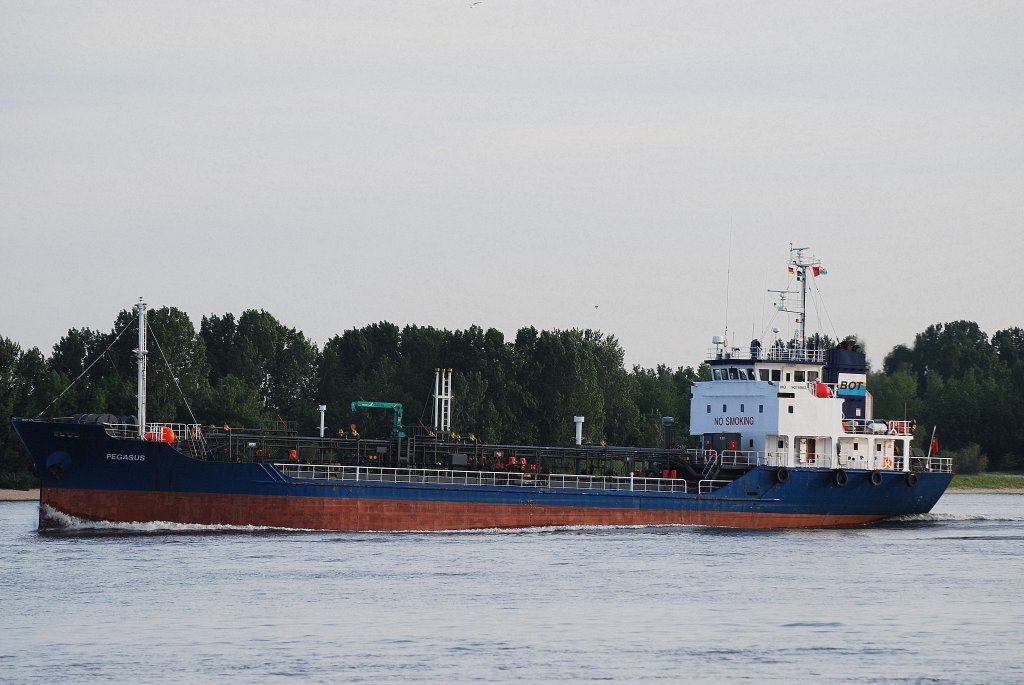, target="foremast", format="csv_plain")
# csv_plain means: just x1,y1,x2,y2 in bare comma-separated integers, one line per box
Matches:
136,299,147,438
